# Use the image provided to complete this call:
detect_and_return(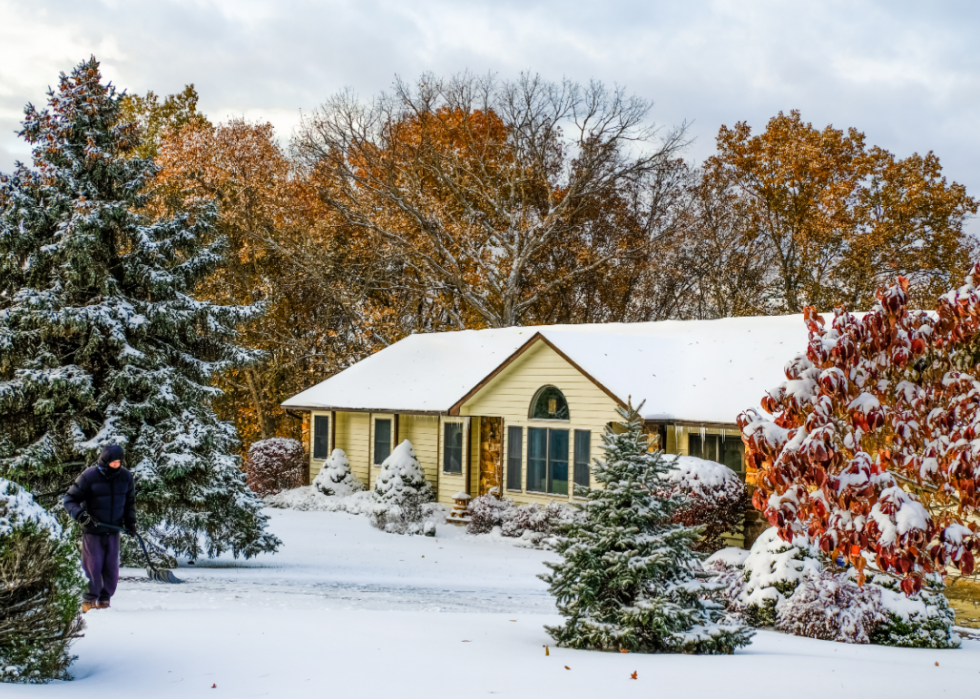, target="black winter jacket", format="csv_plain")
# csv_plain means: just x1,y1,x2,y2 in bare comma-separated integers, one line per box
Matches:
63,464,137,535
